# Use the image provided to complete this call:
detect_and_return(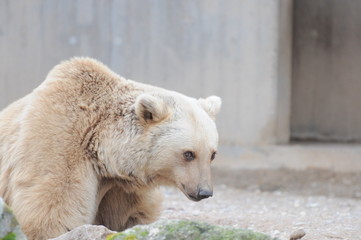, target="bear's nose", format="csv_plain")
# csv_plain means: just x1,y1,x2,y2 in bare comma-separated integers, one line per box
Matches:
197,188,213,200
